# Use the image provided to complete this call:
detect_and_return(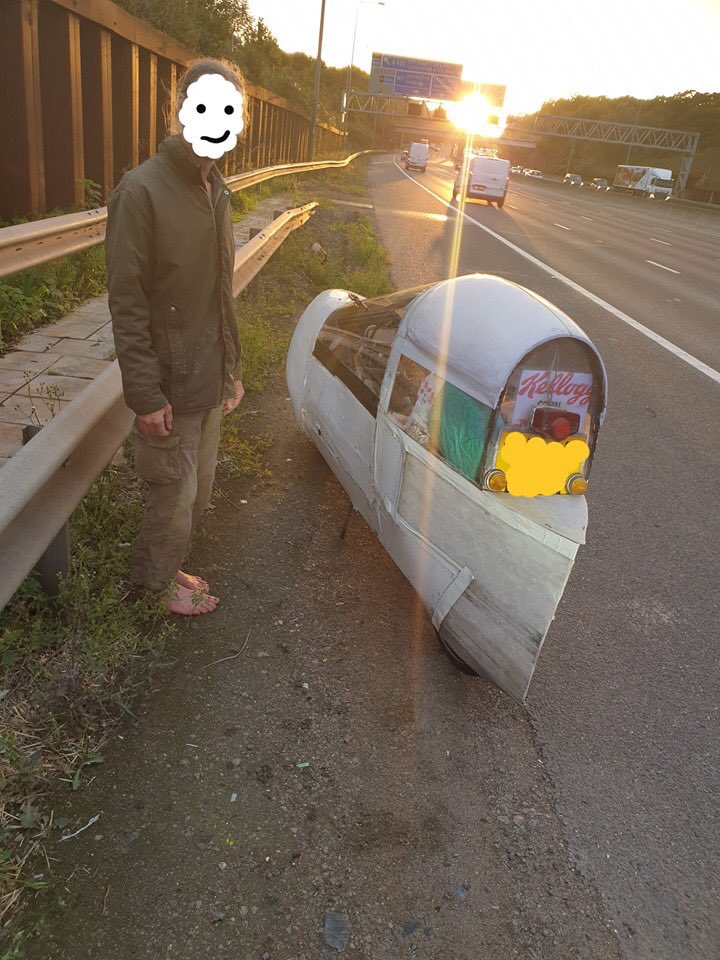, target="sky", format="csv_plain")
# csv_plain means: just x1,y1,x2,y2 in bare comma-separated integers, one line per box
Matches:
246,0,720,115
